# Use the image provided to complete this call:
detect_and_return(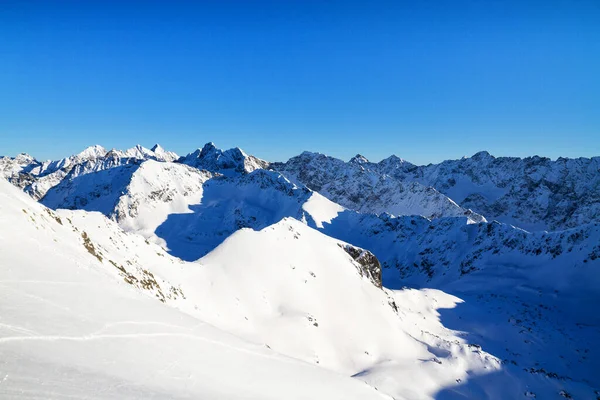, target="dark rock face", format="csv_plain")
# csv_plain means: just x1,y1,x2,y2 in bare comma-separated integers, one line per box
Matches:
339,243,382,288
7,172,36,190
178,142,269,176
